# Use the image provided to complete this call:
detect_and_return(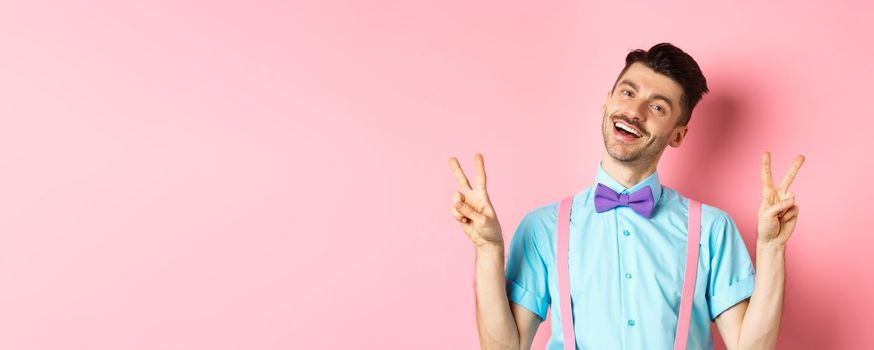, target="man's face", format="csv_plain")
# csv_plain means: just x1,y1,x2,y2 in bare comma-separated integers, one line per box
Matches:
601,62,688,163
